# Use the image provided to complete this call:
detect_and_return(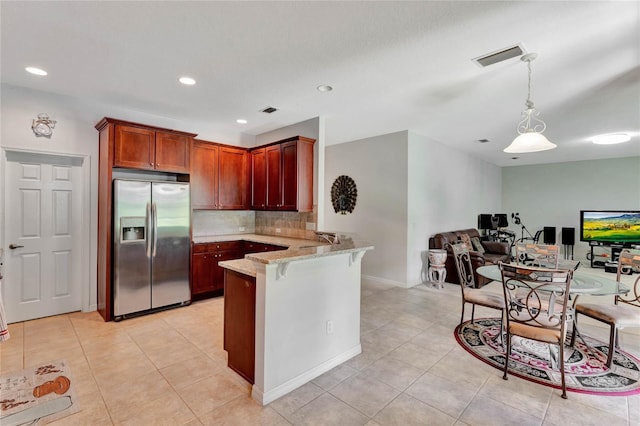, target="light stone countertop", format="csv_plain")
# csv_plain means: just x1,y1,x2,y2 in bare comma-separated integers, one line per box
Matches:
208,233,374,277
